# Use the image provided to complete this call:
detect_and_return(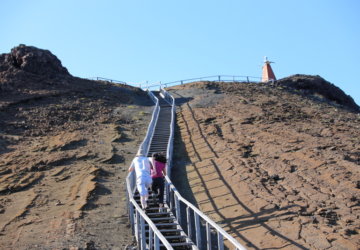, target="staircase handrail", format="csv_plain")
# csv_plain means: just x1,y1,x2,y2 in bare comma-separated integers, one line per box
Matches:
165,175,246,250
160,88,176,177
161,88,247,249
